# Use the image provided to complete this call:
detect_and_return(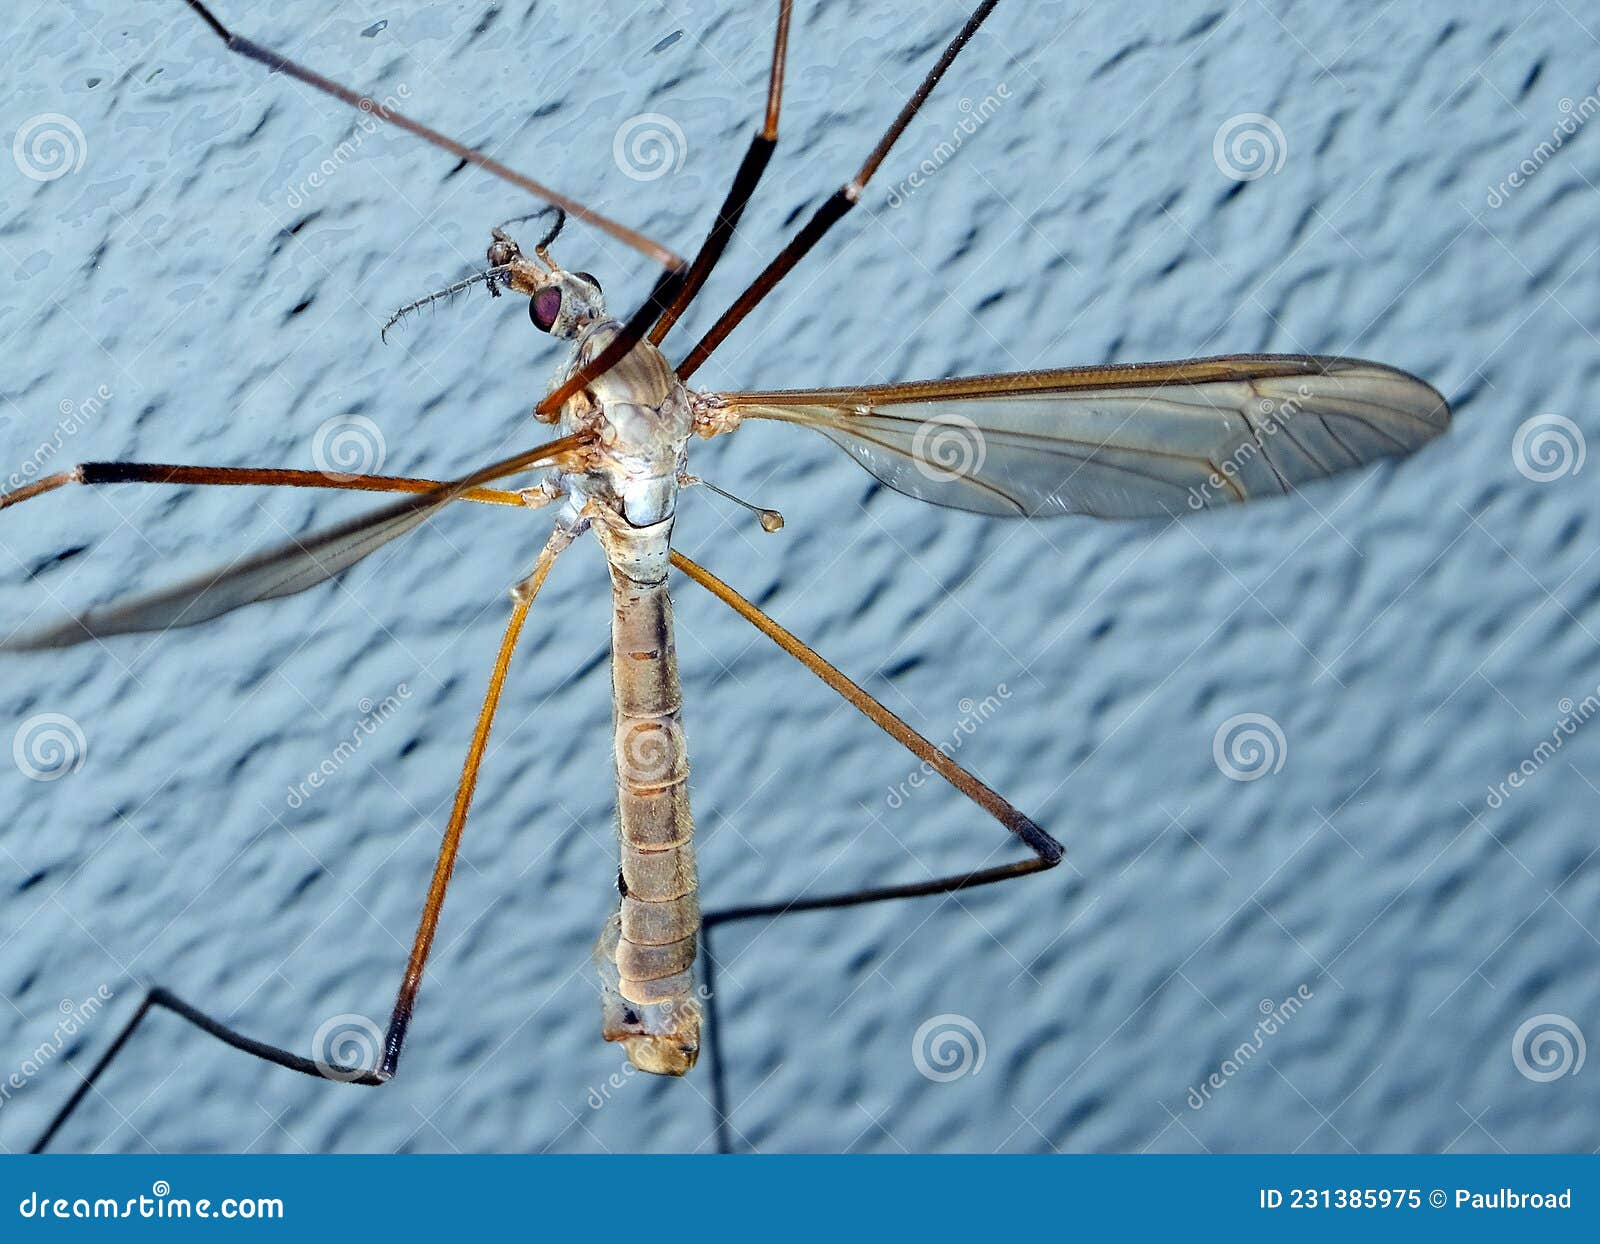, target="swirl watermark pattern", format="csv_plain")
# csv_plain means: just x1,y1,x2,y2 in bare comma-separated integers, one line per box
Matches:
13,713,87,782
617,717,686,788
1511,1013,1585,1083
912,1013,986,1082
312,415,386,481
311,1012,383,1081
1512,413,1584,483
13,113,88,182
612,113,687,181
1212,713,1286,782
1212,113,1288,181
911,413,987,484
